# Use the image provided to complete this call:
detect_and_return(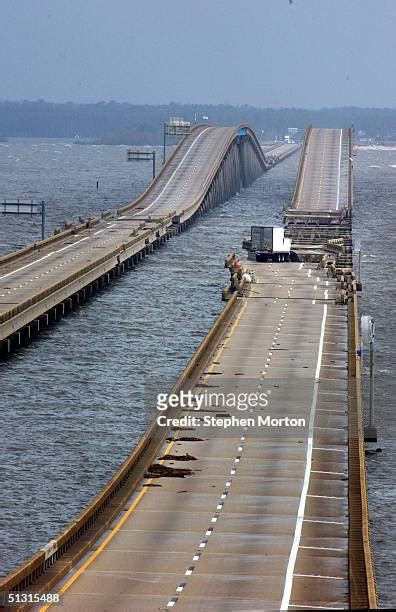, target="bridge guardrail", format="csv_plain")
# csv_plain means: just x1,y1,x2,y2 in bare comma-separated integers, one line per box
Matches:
178,125,273,223
348,127,354,211
0,127,206,270
290,124,312,209
0,123,297,273
178,127,238,222
348,281,378,609
0,123,280,344
117,124,209,216
0,286,244,602
0,222,167,328
0,225,84,268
